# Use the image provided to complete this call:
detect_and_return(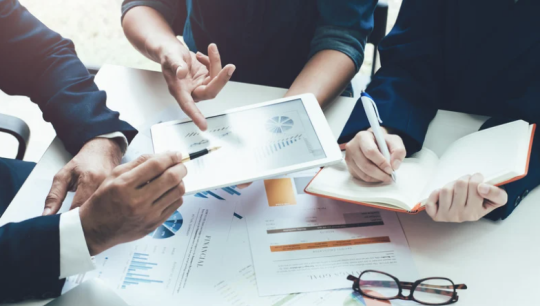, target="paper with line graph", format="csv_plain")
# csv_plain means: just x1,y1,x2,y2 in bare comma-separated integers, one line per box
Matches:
241,172,417,296
151,99,328,194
